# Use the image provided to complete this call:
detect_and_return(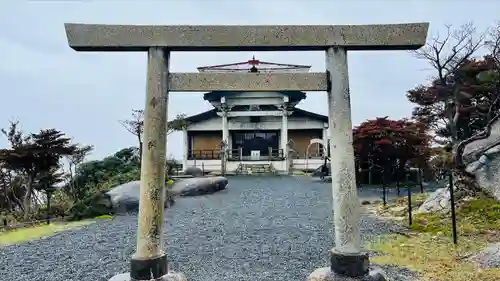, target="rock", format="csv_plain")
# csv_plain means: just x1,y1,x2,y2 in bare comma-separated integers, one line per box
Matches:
170,176,228,197
307,267,333,281
164,272,188,281
183,166,203,177
105,181,173,213
464,145,500,200
415,187,451,214
311,163,331,177
388,206,407,214
461,117,500,201
469,242,500,269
